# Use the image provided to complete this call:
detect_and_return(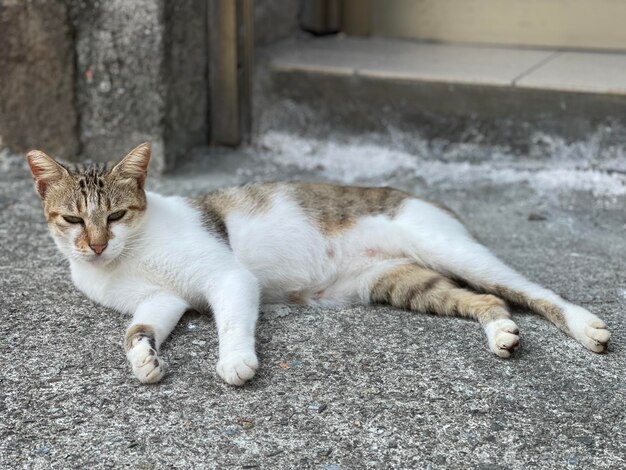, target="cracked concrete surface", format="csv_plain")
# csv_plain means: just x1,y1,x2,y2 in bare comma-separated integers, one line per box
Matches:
1,138,625,469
